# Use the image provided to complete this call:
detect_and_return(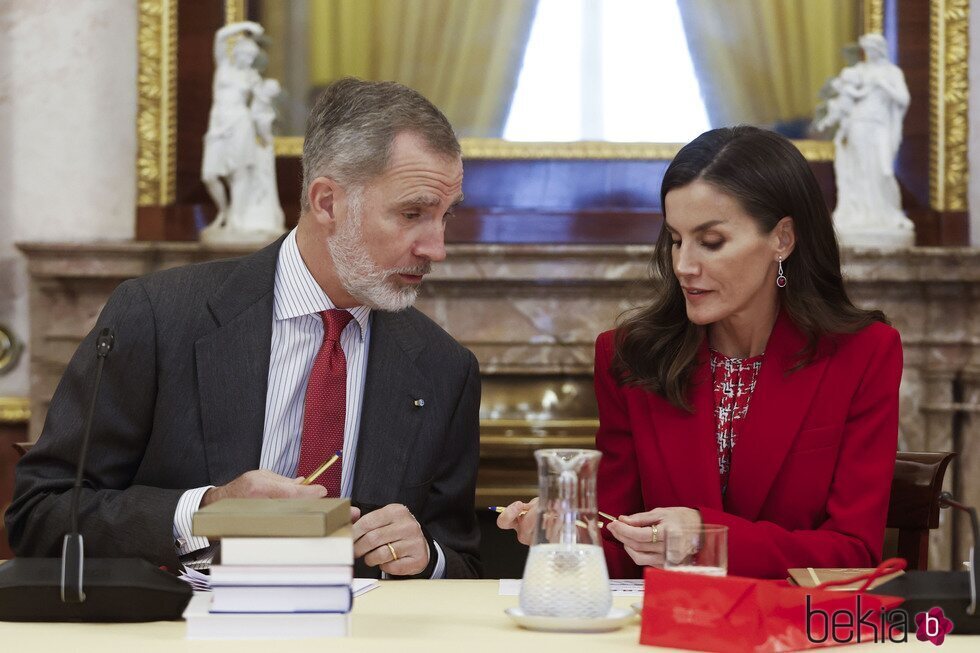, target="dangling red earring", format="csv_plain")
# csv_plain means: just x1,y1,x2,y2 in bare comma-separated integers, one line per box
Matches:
776,256,787,288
